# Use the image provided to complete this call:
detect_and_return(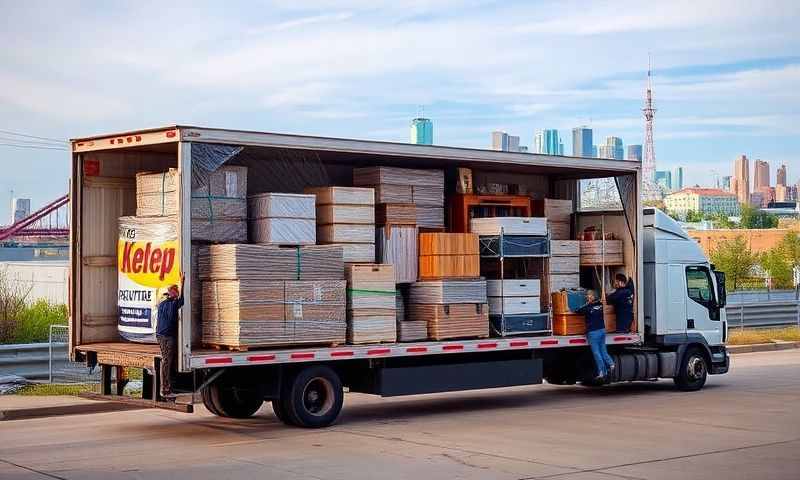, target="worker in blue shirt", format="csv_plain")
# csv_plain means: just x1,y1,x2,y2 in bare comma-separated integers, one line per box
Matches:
156,273,184,398
606,273,635,333
577,290,615,382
